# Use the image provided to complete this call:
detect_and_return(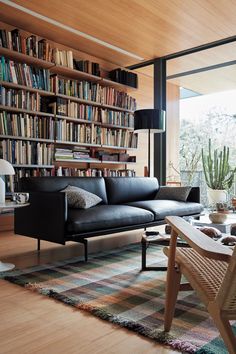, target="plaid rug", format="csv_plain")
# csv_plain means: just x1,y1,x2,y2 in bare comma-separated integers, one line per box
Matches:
2,243,234,354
